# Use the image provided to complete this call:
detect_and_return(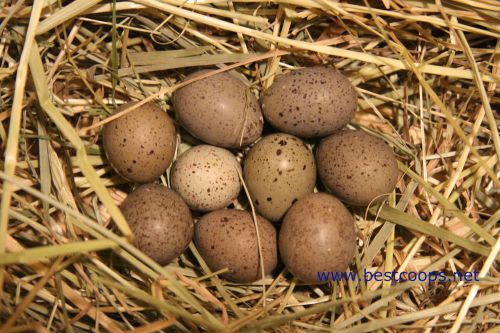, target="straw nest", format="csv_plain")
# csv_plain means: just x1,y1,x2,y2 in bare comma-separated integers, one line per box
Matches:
0,0,499,332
